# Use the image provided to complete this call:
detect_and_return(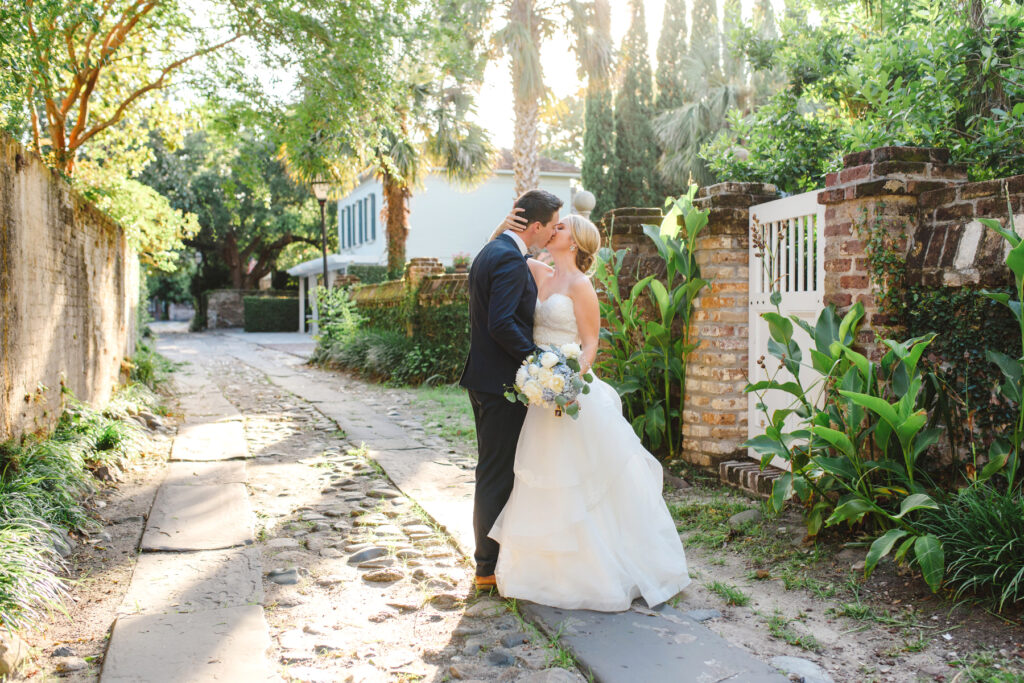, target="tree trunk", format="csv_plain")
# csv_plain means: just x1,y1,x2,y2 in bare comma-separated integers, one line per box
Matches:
509,0,543,197
513,98,540,196
968,0,985,32
222,233,244,289
383,172,411,276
